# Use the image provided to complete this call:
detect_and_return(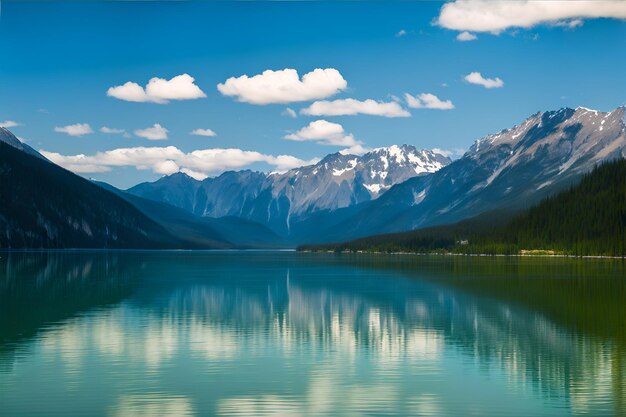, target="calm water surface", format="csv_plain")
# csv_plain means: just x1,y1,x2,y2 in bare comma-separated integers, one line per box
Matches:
0,251,624,416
